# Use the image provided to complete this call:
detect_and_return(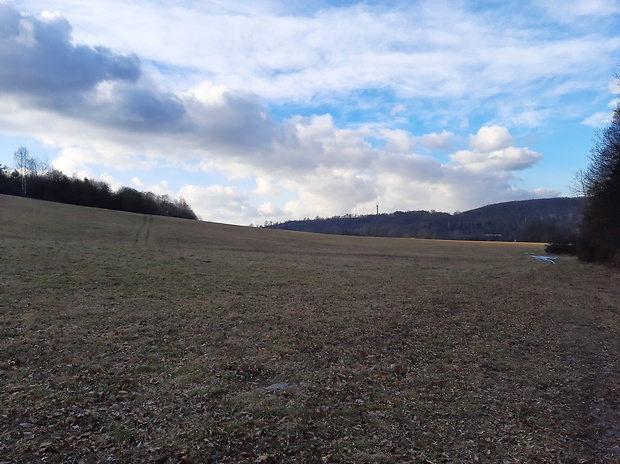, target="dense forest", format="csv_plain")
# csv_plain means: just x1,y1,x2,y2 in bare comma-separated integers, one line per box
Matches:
267,197,583,243
1,150,198,220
